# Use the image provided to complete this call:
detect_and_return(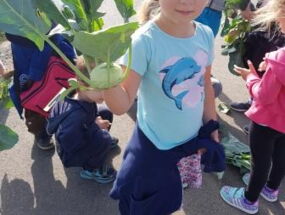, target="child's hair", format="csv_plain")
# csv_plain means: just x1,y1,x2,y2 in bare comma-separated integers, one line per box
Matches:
138,0,160,24
252,0,285,30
